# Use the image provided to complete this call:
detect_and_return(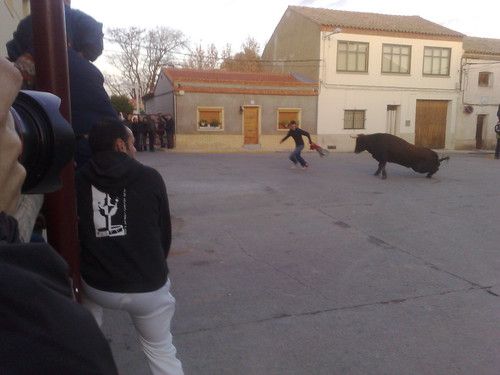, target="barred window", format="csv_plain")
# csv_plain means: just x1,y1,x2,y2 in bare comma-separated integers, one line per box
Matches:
382,44,411,74
344,110,365,129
